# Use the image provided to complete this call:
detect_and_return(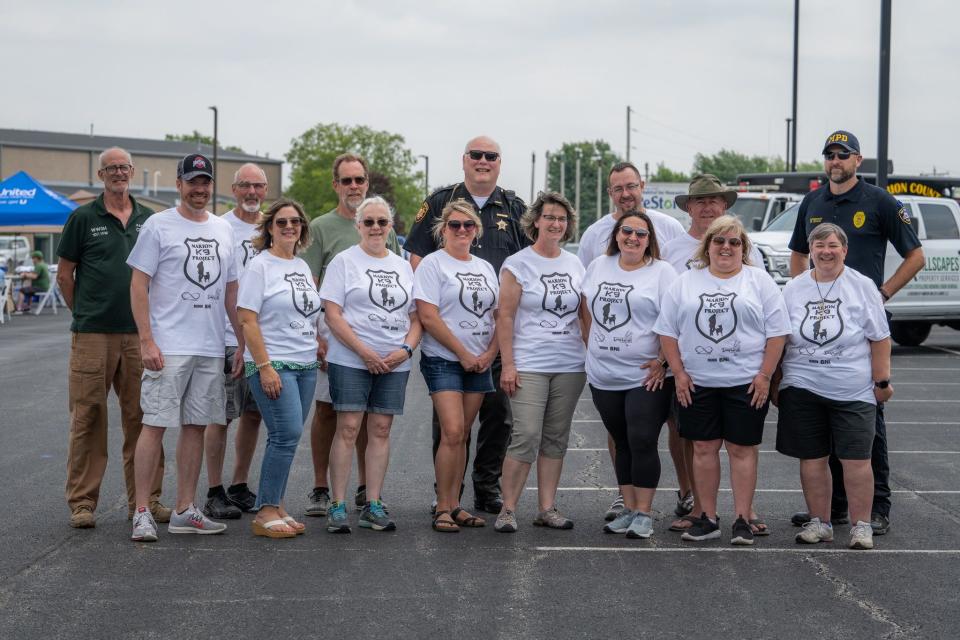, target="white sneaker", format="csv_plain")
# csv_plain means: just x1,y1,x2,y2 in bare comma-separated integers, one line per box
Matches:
131,507,158,542
168,504,227,535
849,521,874,550
795,517,834,544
